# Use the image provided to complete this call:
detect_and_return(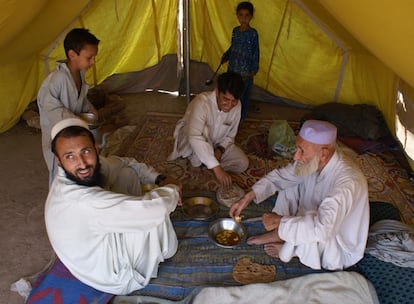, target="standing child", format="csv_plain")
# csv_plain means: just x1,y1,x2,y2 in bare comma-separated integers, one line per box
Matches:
37,28,100,185
222,1,259,120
